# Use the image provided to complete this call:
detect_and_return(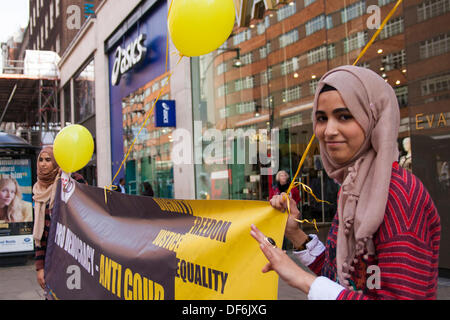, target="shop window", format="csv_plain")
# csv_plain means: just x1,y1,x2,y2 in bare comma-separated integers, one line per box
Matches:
379,17,404,39
236,101,257,115
219,105,235,119
310,79,319,96
341,0,366,23
307,44,335,65
259,46,268,59
357,61,370,69
152,81,160,92
326,15,333,29
277,2,296,21
378,0,395,5
417,0,450,22
257,16,270,35
282,86,302,103
281,57,299,76
382,50,405,71
395,86,408,108
282,114,303,128
305,15,325,36
160,76,169,87
260,67,273,85
74,59,95,123
421,73,450,96
217,62,227,75
279,29,299,49
233,29,252,46
56,0,60,17
420,33,450,59
263,96,274,108
217,84,228,97
63,83,71,125
240,52,254,66
343,31,368,53
304,0,317,7
235,76,255,91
